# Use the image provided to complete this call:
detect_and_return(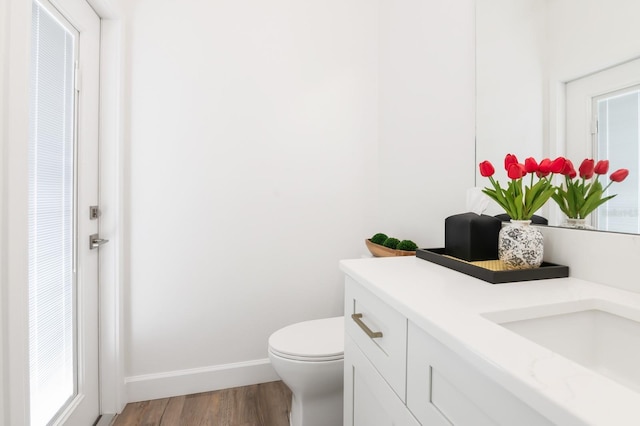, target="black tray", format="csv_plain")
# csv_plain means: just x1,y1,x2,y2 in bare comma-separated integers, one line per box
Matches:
416,248,569,284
